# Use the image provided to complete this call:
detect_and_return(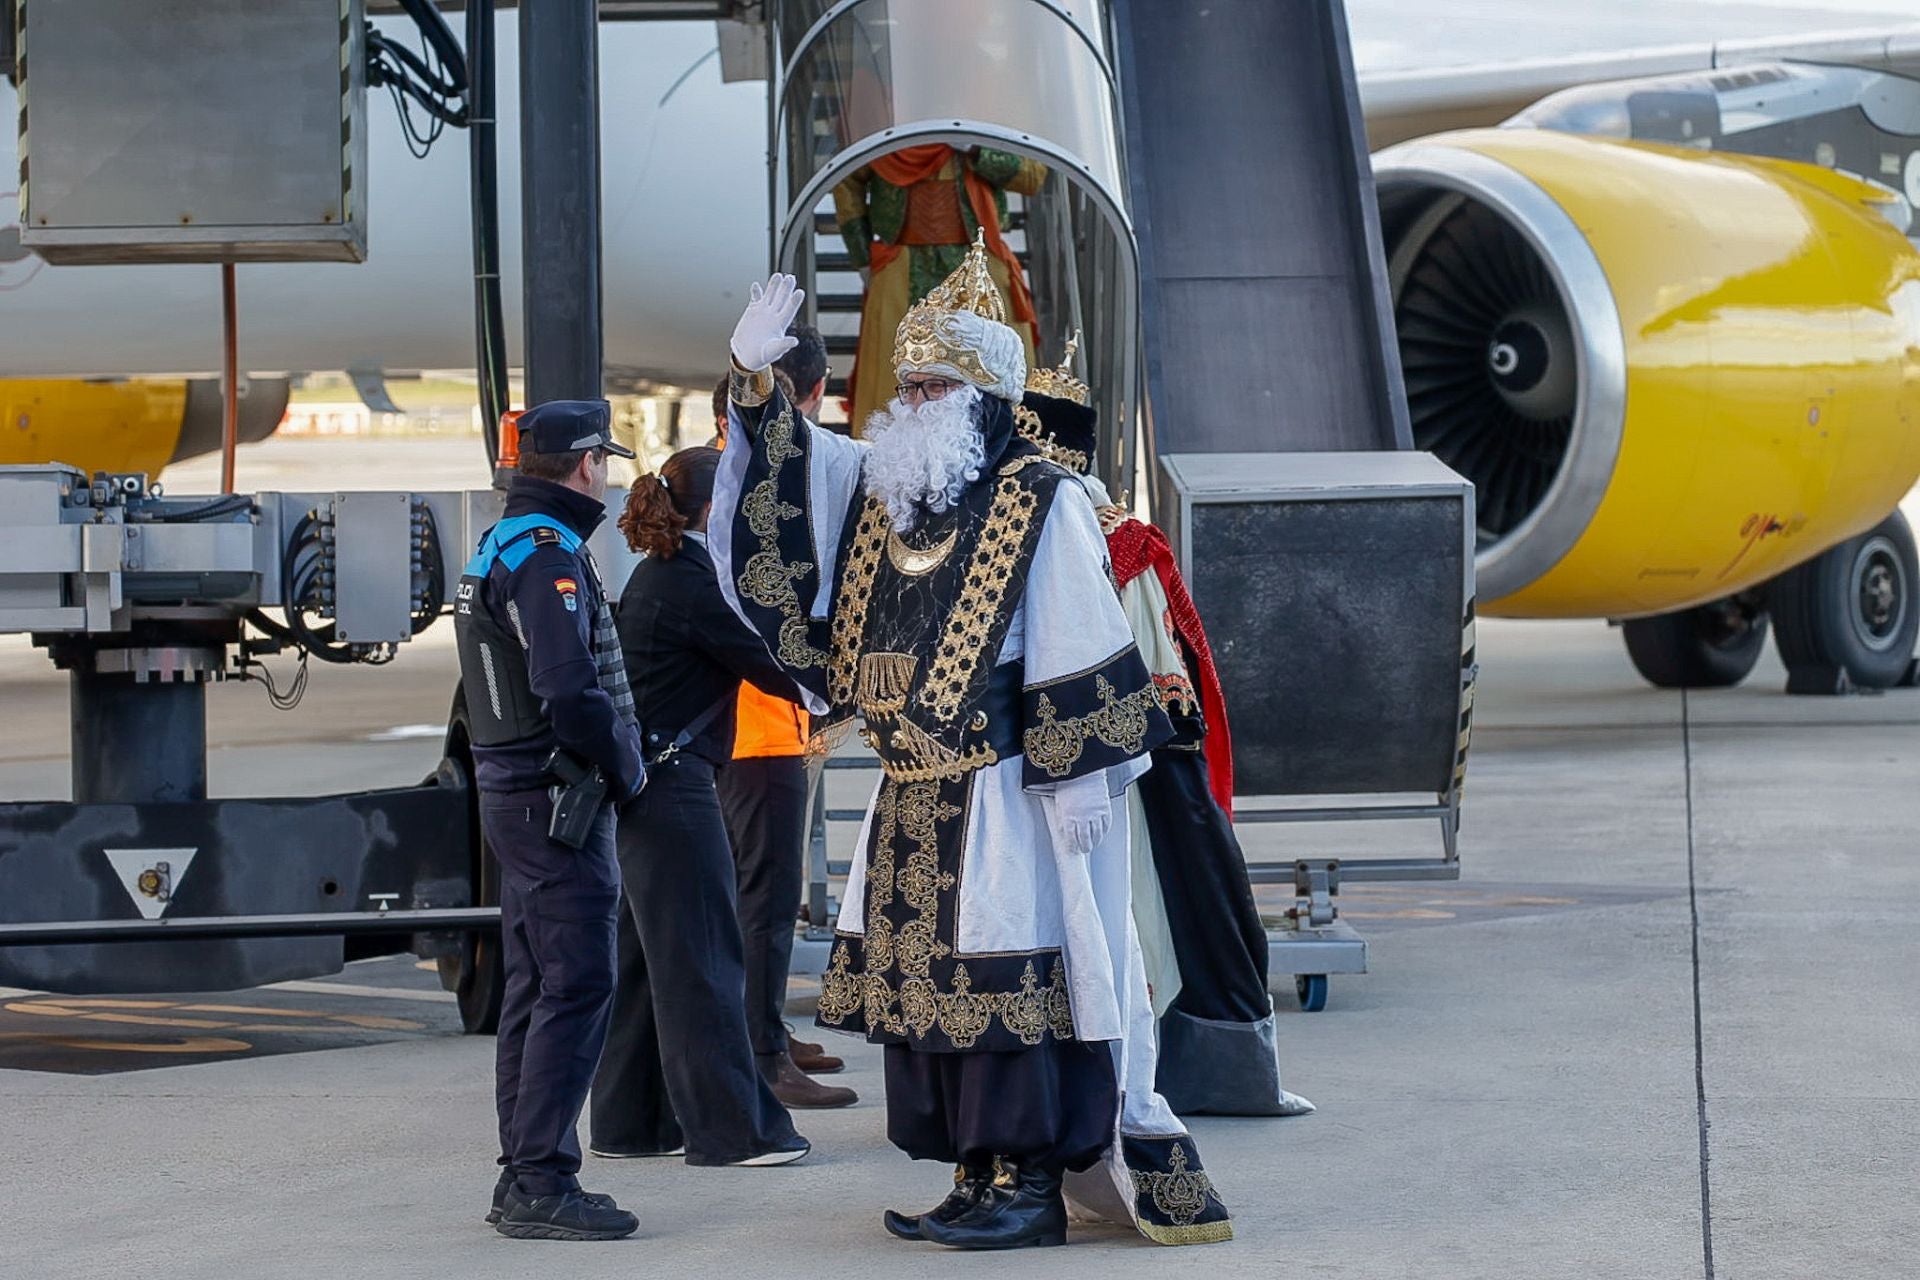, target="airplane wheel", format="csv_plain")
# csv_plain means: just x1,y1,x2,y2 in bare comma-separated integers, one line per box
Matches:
439,686,504,1035
1769,510,1919,691
1621,593,1768,689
